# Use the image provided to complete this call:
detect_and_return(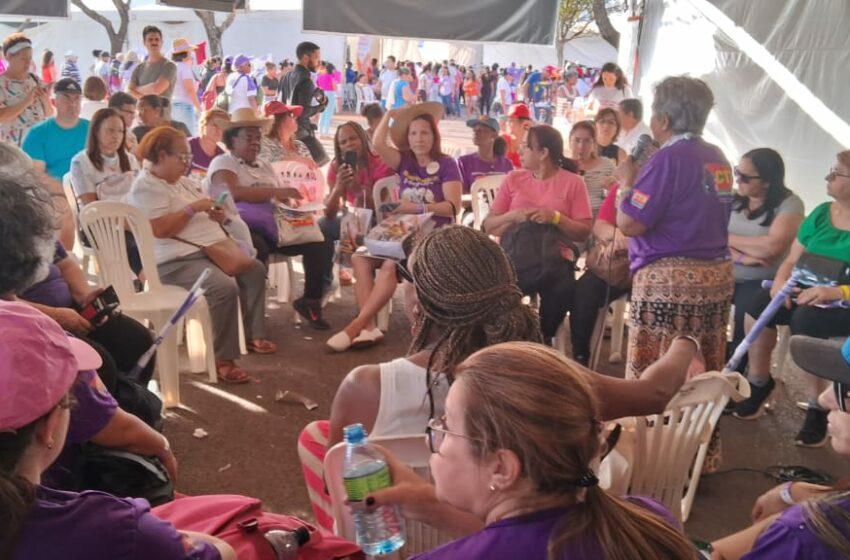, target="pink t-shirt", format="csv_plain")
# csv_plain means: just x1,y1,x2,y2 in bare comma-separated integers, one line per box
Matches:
327,152,394,206
316,71,339,92
491,168,592,221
